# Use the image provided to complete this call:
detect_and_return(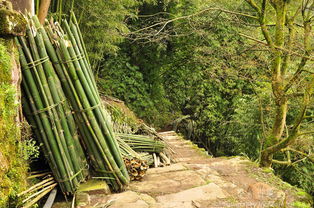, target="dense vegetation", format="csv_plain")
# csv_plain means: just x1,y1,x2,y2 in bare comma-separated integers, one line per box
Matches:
51,0,313,196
